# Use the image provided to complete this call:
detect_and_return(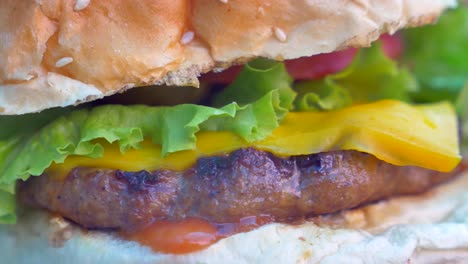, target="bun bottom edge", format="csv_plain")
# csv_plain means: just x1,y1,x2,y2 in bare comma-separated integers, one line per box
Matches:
2,172,468,264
